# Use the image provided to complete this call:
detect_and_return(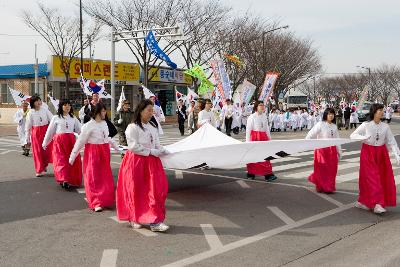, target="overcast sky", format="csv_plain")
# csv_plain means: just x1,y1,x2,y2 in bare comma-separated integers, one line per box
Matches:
0,0,399,74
